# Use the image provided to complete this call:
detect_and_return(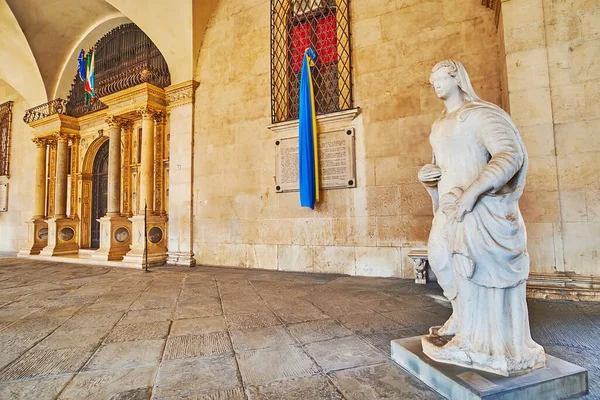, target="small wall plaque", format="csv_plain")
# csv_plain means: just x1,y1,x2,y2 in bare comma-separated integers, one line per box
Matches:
275,128,356,193
0,182,7,212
